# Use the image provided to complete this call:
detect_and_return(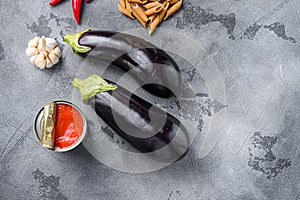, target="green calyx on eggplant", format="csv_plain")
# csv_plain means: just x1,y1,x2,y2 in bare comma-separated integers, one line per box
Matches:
65,29,182,98
72,74,189,162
